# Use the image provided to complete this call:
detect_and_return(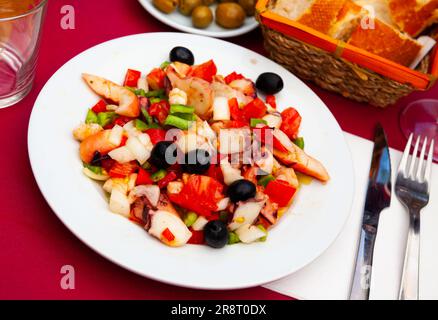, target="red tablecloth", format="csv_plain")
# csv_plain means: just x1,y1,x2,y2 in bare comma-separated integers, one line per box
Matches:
0,0,436,300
